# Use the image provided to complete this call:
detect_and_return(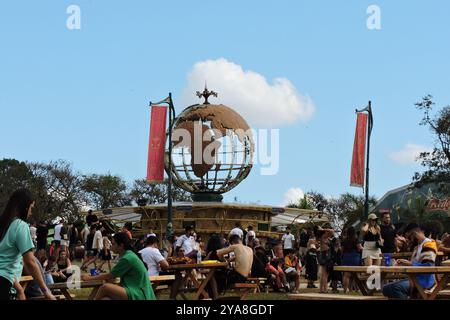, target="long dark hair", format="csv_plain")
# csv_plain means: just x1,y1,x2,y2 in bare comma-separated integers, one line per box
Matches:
113,232,148,269
0,188,34,241
206,233,223,255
